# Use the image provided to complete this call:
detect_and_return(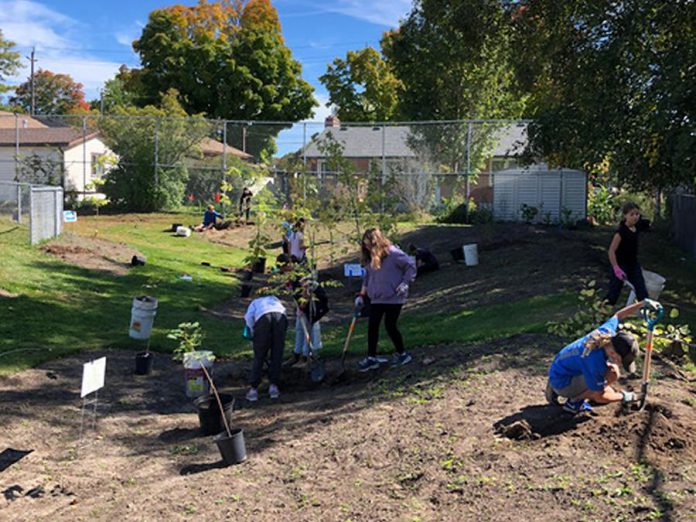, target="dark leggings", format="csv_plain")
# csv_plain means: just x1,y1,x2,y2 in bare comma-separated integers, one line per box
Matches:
367,303,404,357
605,264,648,305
